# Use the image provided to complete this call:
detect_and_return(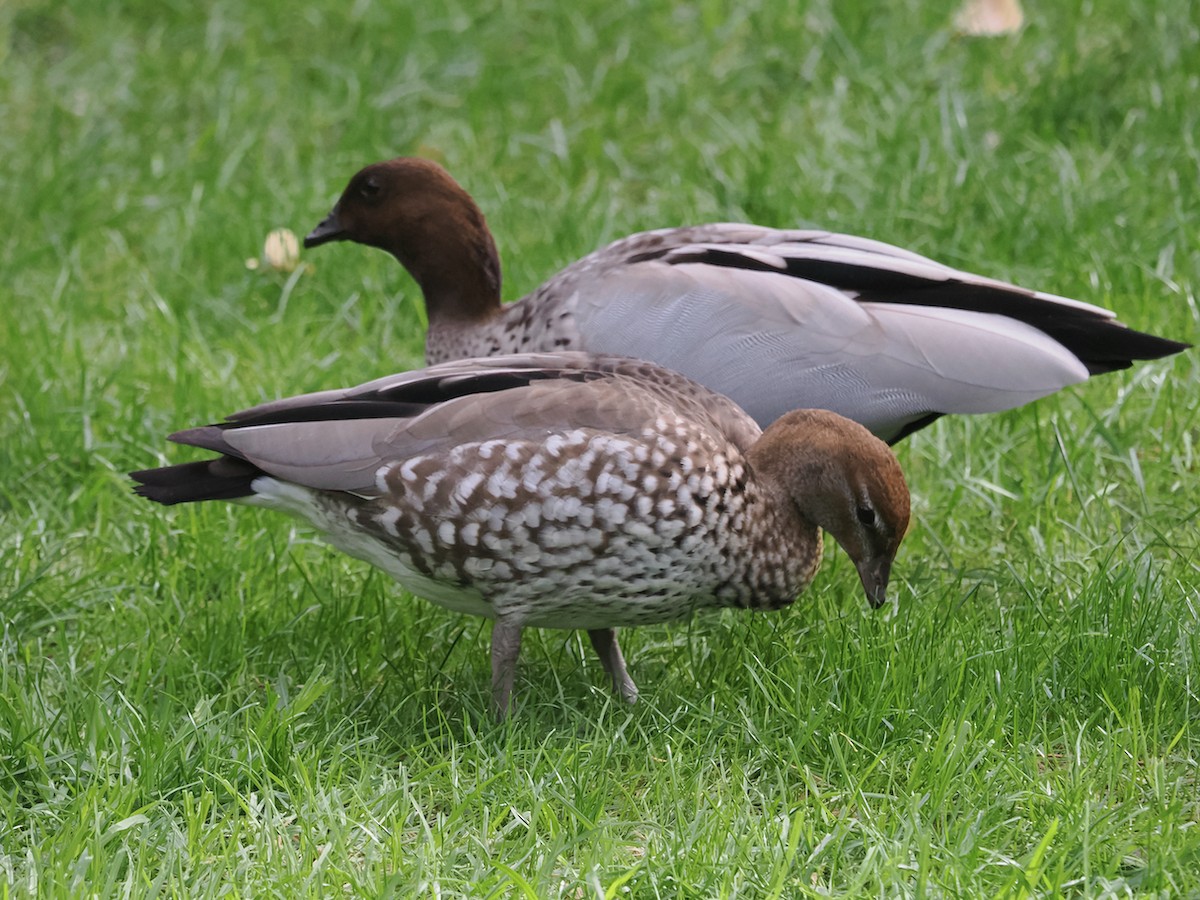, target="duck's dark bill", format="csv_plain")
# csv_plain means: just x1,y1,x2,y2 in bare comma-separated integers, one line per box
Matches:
304,210,346,248
856,555,893,609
